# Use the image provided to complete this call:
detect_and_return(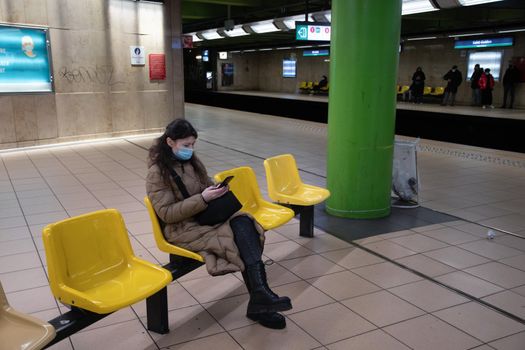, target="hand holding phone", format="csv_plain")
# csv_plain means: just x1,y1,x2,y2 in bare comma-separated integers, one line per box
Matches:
217,175,234,188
